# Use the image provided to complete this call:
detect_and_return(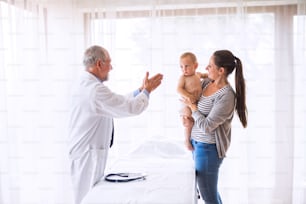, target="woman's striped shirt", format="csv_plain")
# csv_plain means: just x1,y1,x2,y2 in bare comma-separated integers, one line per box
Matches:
191,82,231,144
